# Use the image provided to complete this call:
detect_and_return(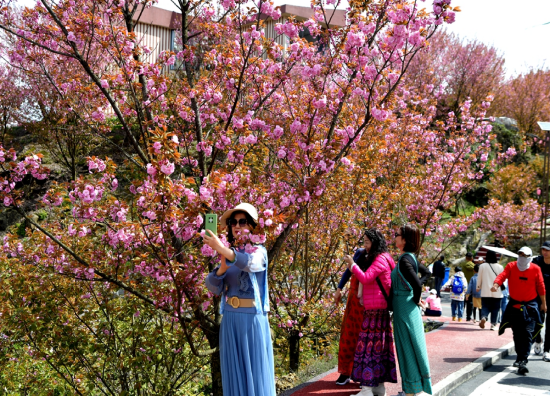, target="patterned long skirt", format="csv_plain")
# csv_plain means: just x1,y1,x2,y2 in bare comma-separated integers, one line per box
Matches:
351,309,398,387
338,276,364,376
